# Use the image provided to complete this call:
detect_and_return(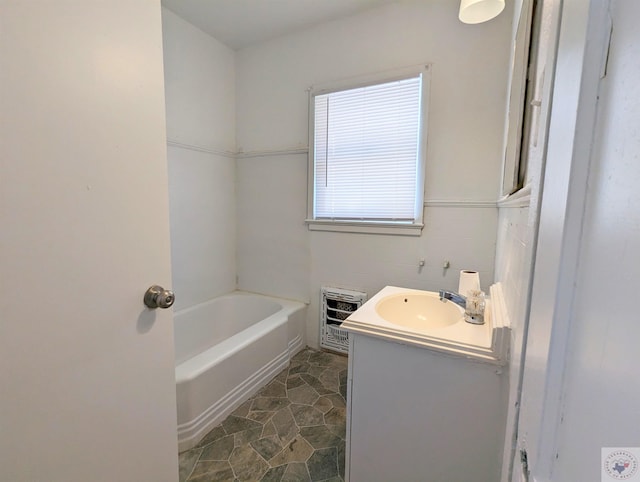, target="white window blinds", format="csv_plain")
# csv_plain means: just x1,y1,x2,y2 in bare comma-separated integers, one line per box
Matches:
313,75,423,222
